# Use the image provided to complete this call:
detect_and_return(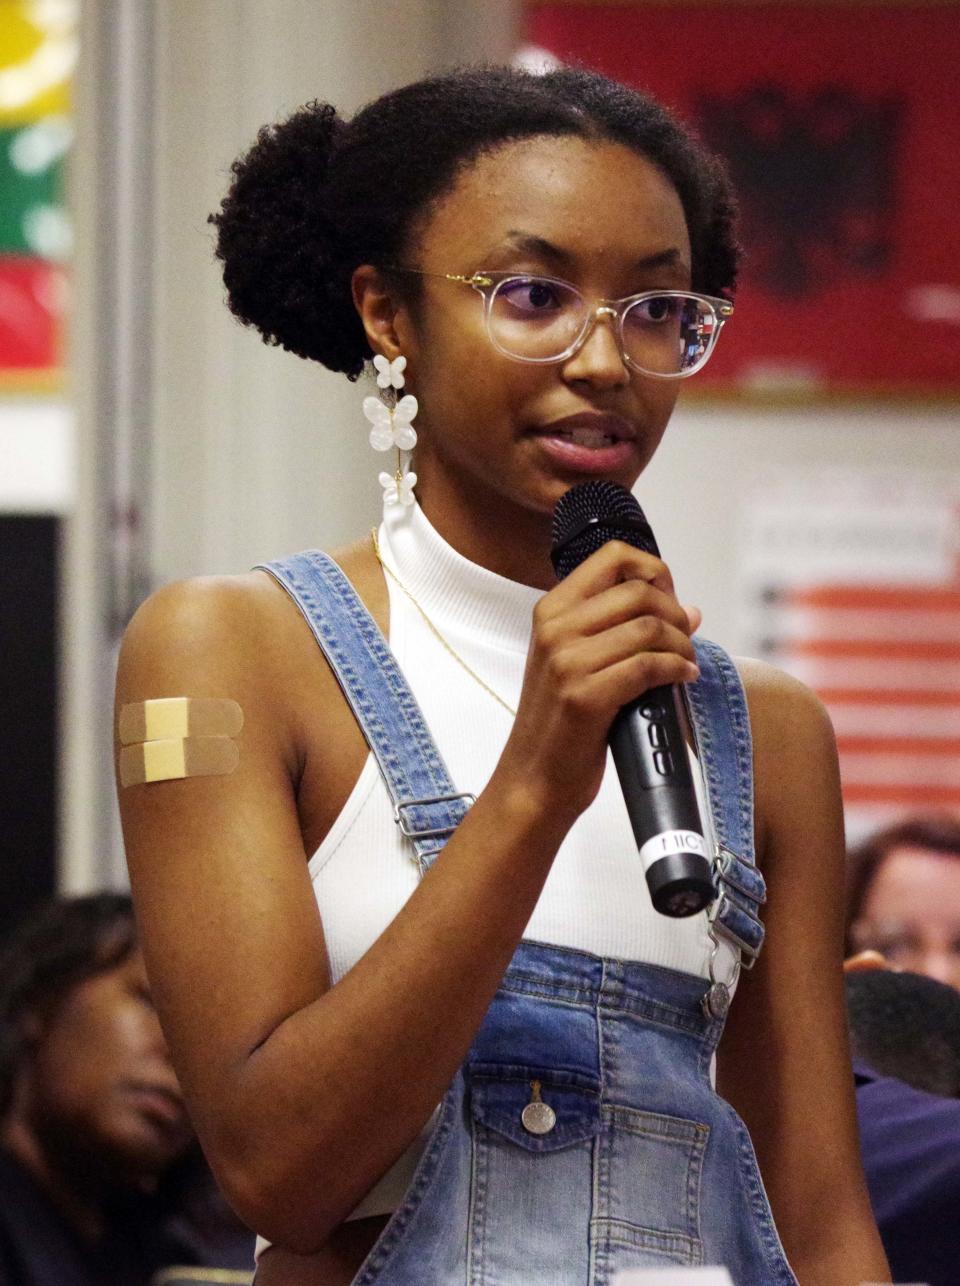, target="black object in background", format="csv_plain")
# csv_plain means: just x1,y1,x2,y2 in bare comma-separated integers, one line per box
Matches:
551,481,714,917
0,516,59,941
